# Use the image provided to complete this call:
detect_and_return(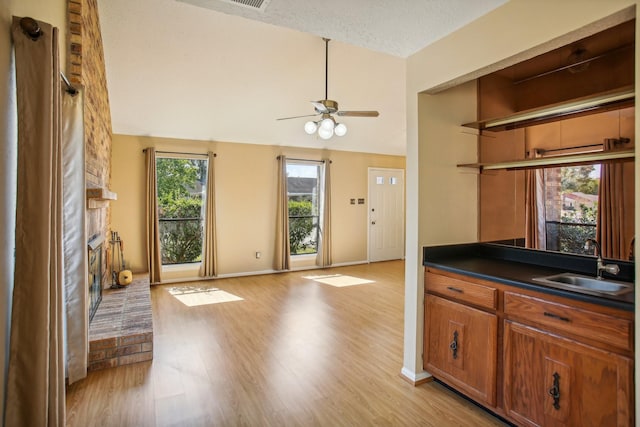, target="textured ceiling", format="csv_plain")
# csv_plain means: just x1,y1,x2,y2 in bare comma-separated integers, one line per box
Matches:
176,0,508,58
98,0,507,155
